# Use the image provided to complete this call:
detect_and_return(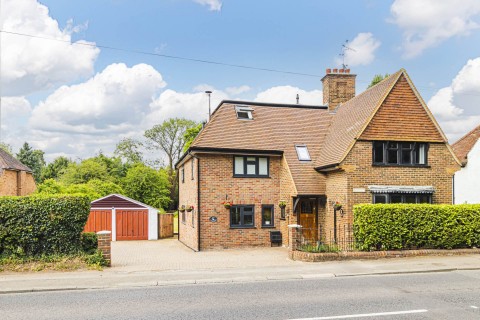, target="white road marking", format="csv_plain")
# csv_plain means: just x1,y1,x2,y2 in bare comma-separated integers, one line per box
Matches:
289,309,428,320
471,306,479,309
